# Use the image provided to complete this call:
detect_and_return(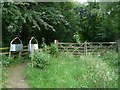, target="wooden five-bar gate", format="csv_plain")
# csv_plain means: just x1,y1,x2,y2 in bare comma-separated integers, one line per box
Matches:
54,40,117,56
